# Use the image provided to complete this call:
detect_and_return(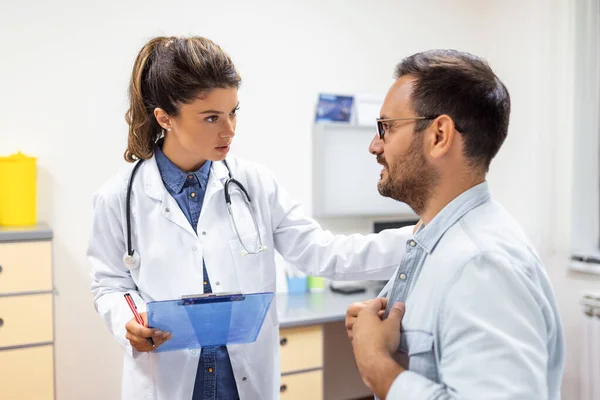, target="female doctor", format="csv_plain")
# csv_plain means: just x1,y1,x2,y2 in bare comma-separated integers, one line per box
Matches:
88,36,412,400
